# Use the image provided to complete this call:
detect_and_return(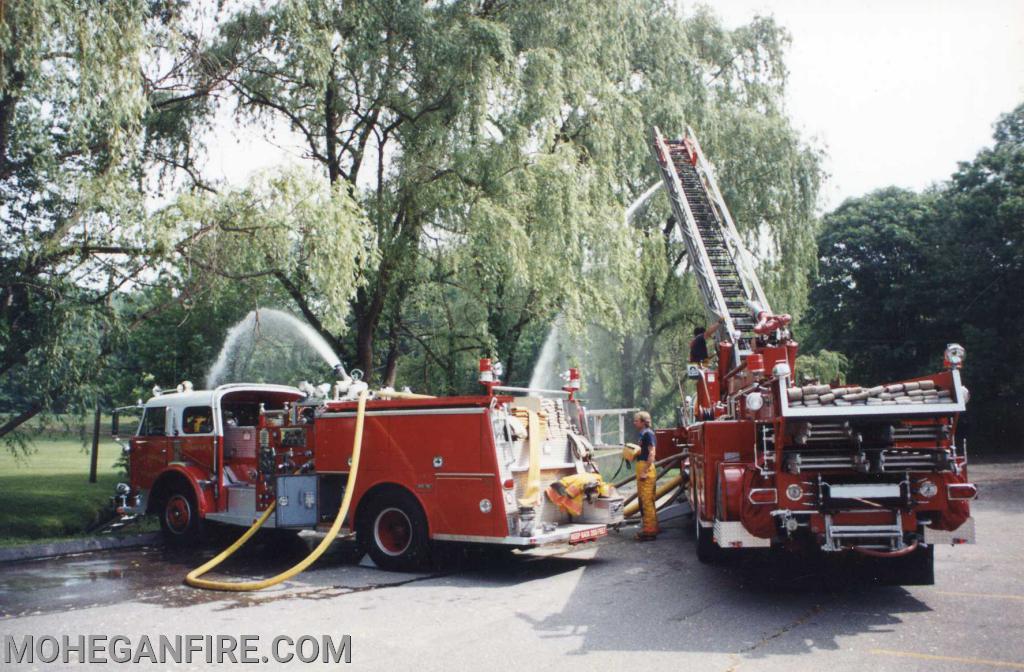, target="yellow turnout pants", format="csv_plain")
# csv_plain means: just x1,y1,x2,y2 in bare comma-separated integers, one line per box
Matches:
636,460,660,536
